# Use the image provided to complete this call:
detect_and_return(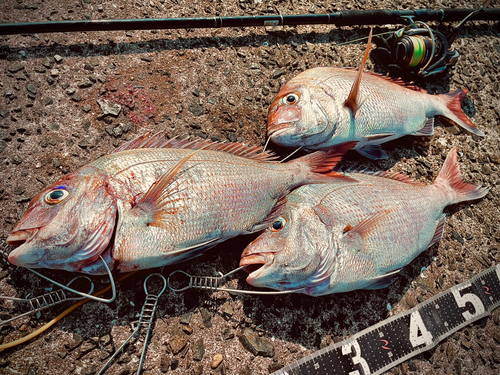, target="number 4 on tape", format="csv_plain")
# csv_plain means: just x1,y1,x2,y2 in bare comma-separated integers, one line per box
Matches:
409,310,433,347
